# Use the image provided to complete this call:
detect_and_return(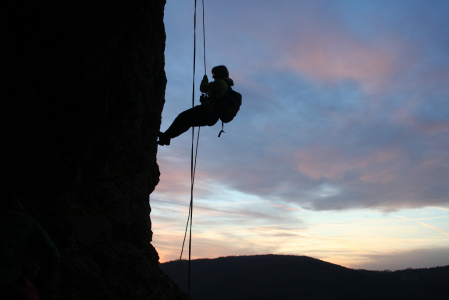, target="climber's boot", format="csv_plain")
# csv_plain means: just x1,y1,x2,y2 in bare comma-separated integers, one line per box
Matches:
157,132,171,146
